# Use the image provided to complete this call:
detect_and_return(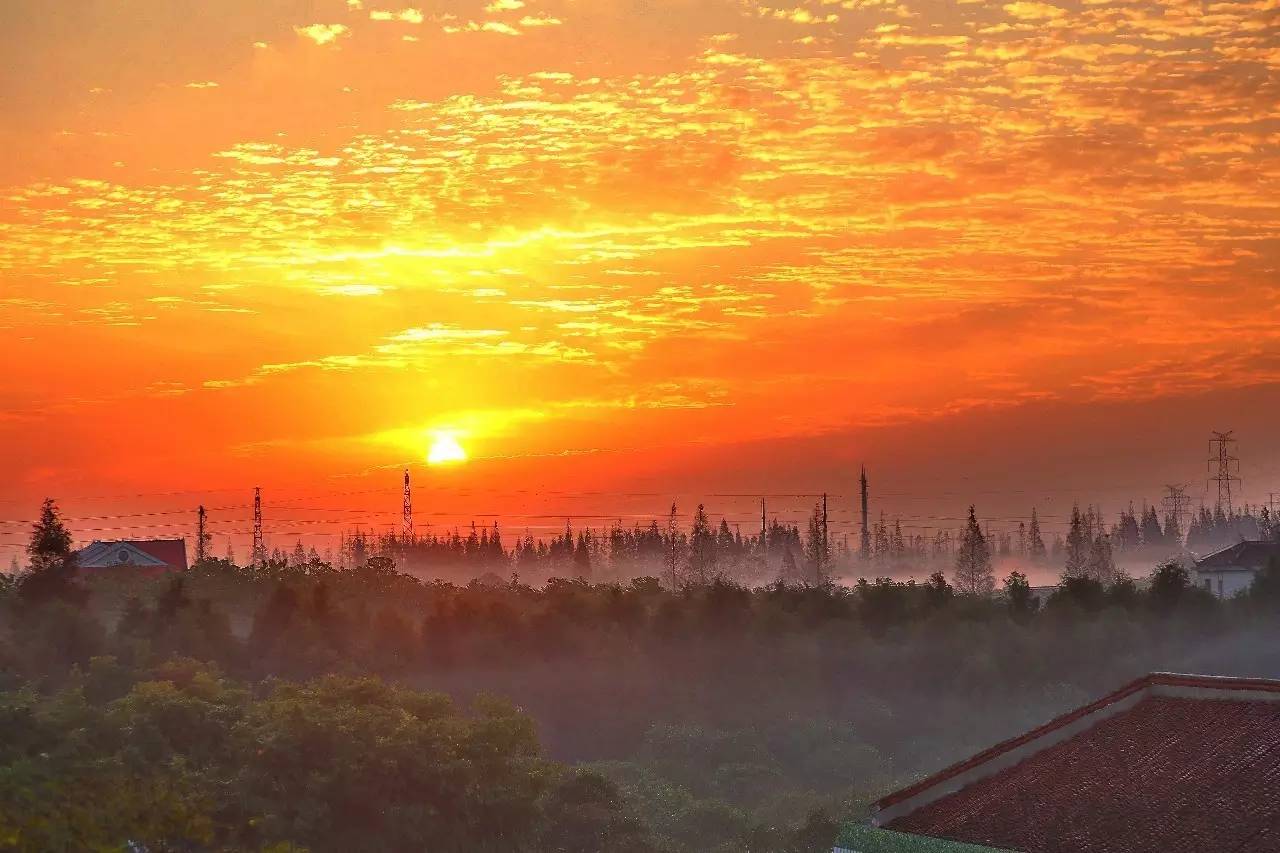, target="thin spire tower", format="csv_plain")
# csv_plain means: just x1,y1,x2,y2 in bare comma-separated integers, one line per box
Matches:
251,486,265,566
195,505,208,564
821,492,829,580
760,497,767,572
403,468,414,542
859,466,870,557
